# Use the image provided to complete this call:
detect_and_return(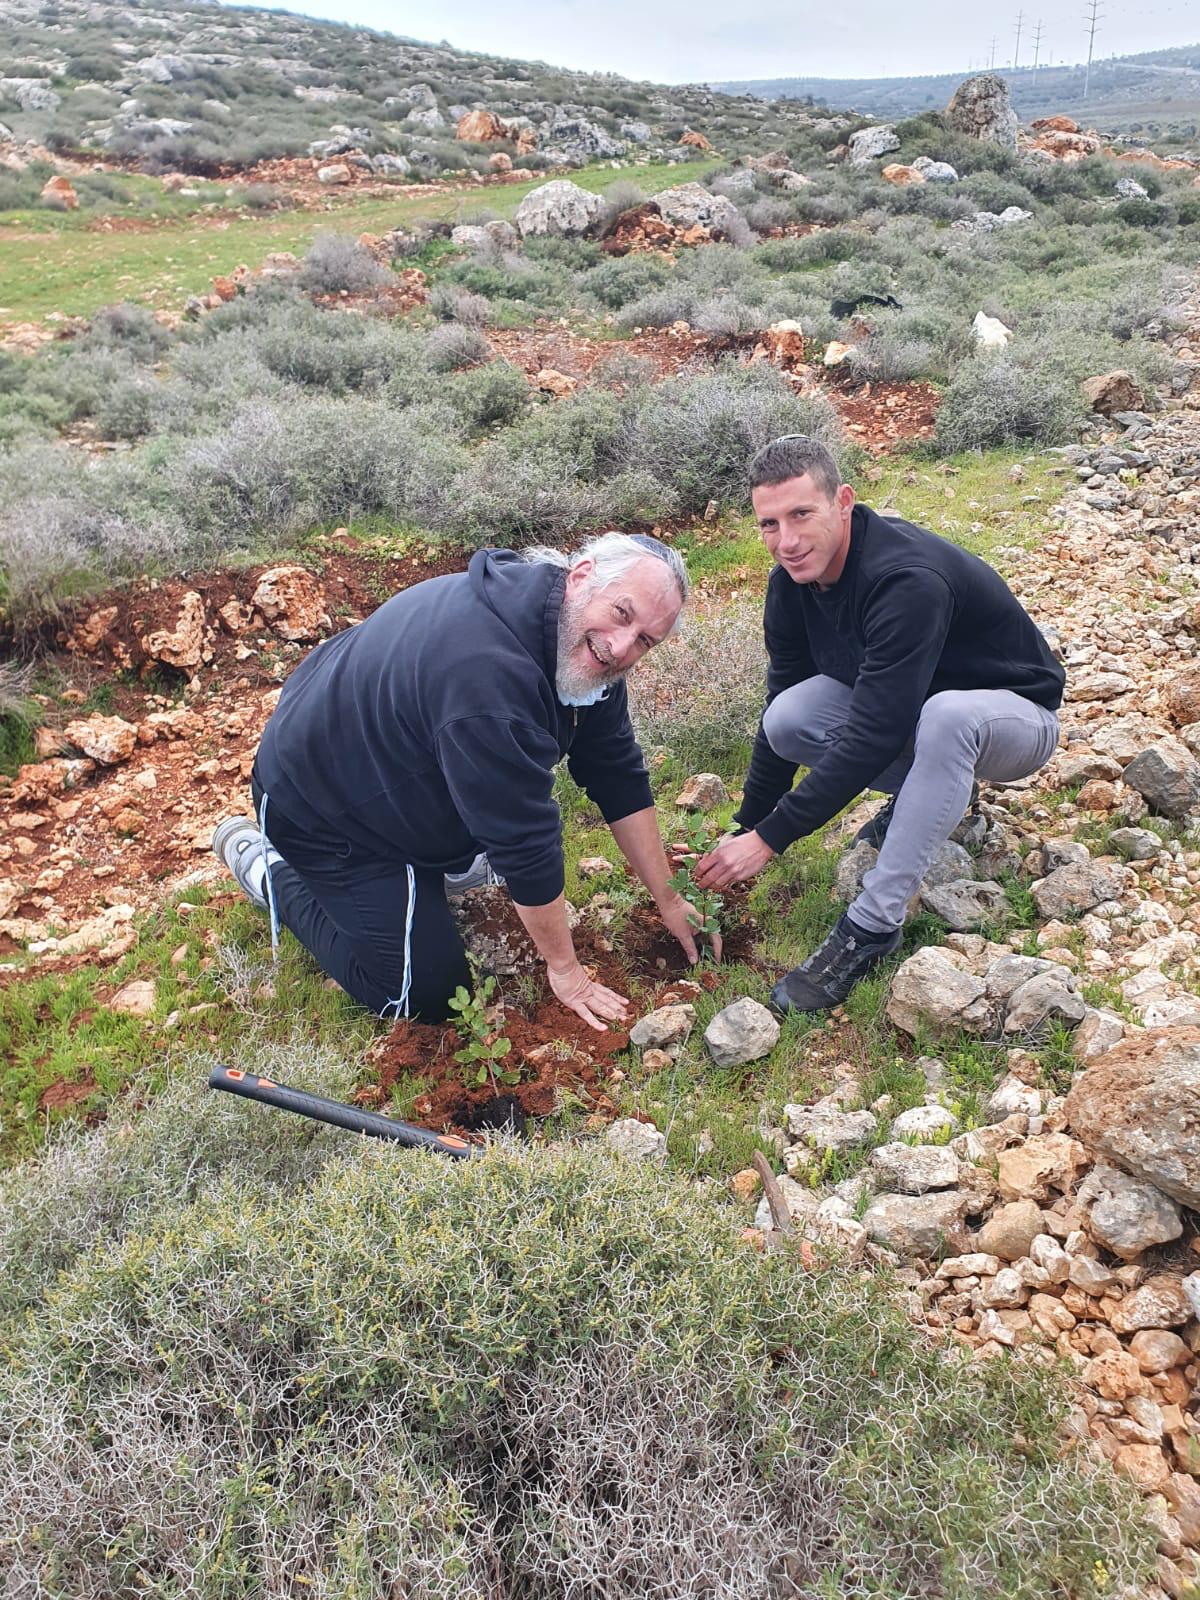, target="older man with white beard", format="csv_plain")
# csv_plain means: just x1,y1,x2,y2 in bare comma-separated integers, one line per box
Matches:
212,533,716,1031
